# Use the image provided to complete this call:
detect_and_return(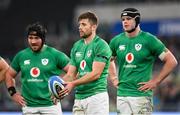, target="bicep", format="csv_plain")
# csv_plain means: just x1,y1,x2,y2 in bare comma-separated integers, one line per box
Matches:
162,50,177,63
92,61,106,76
